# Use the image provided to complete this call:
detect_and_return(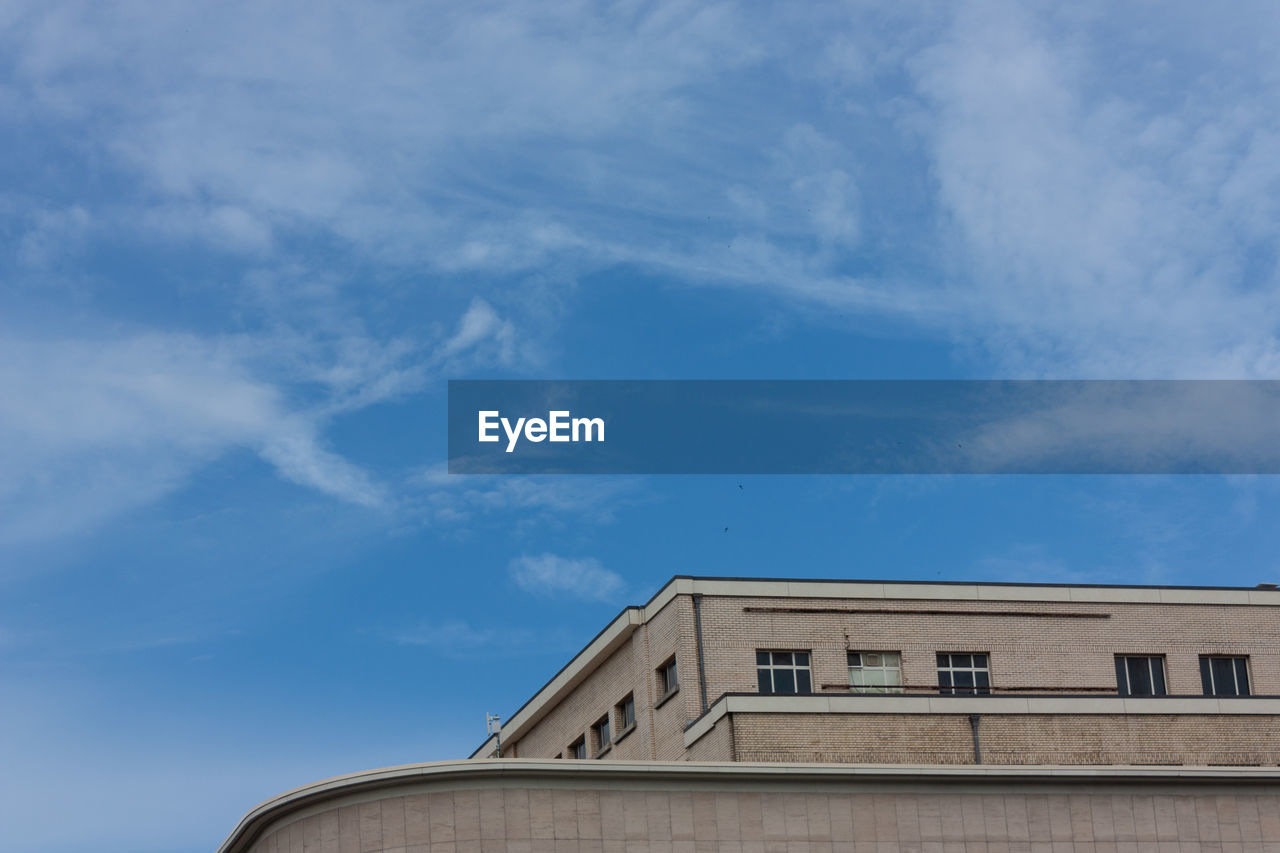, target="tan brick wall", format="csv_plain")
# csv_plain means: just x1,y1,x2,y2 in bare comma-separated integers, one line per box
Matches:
248,784,1280,851
508,595,703,762
695,595,1280,702
731,712,1280,766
